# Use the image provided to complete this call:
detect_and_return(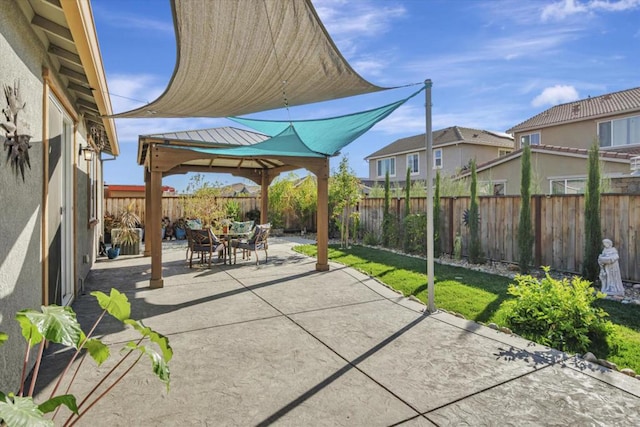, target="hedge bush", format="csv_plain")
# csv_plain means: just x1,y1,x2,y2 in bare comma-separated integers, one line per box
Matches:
502,268,613,353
